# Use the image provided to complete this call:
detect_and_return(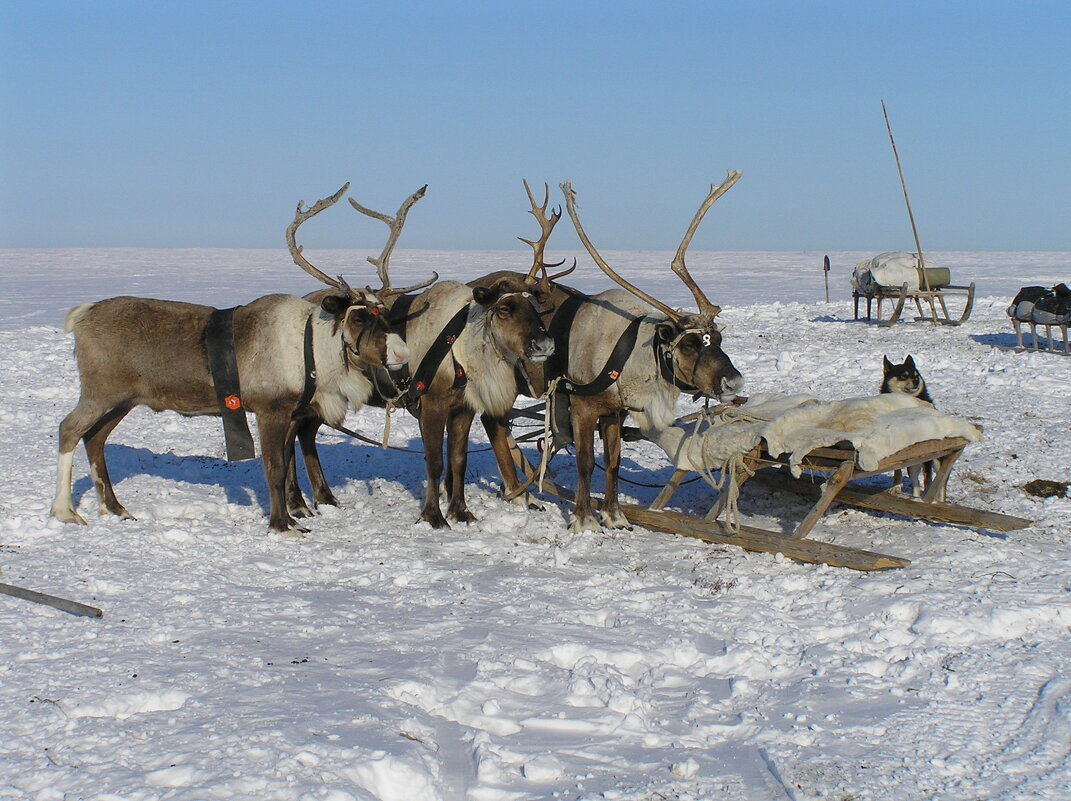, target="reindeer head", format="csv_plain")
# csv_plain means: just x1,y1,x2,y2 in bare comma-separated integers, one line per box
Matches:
654,313,742,401
319,286,410,372
472,278,555,364
562,174,745,402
